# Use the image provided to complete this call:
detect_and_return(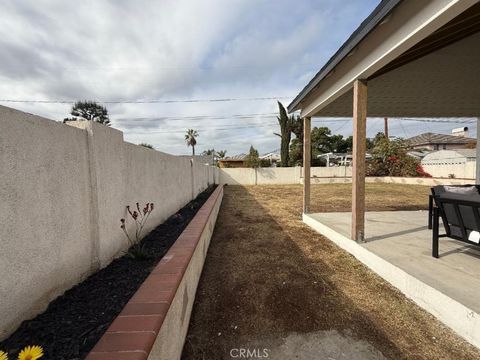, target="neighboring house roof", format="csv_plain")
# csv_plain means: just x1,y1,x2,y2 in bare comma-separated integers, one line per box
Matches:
407,150,431,159
407,132,476,146
219,153,247,161
260,152,280,161
287,0,401,113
